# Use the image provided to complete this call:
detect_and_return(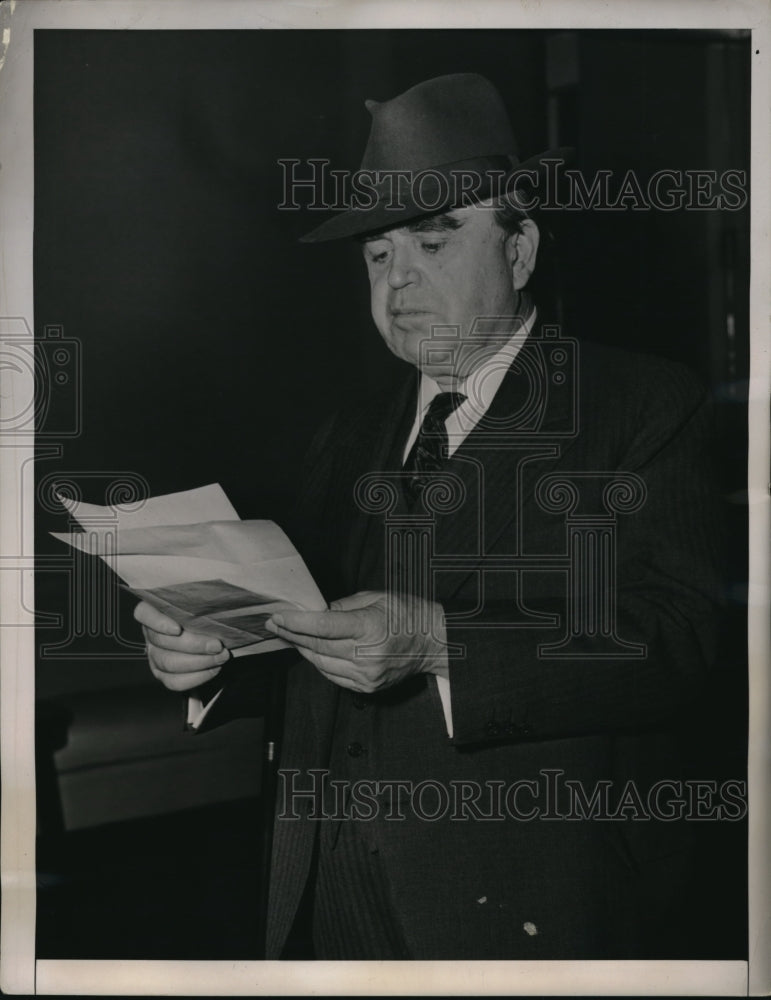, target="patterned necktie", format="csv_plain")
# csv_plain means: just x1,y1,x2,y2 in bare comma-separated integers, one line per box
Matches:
403,391,466,507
